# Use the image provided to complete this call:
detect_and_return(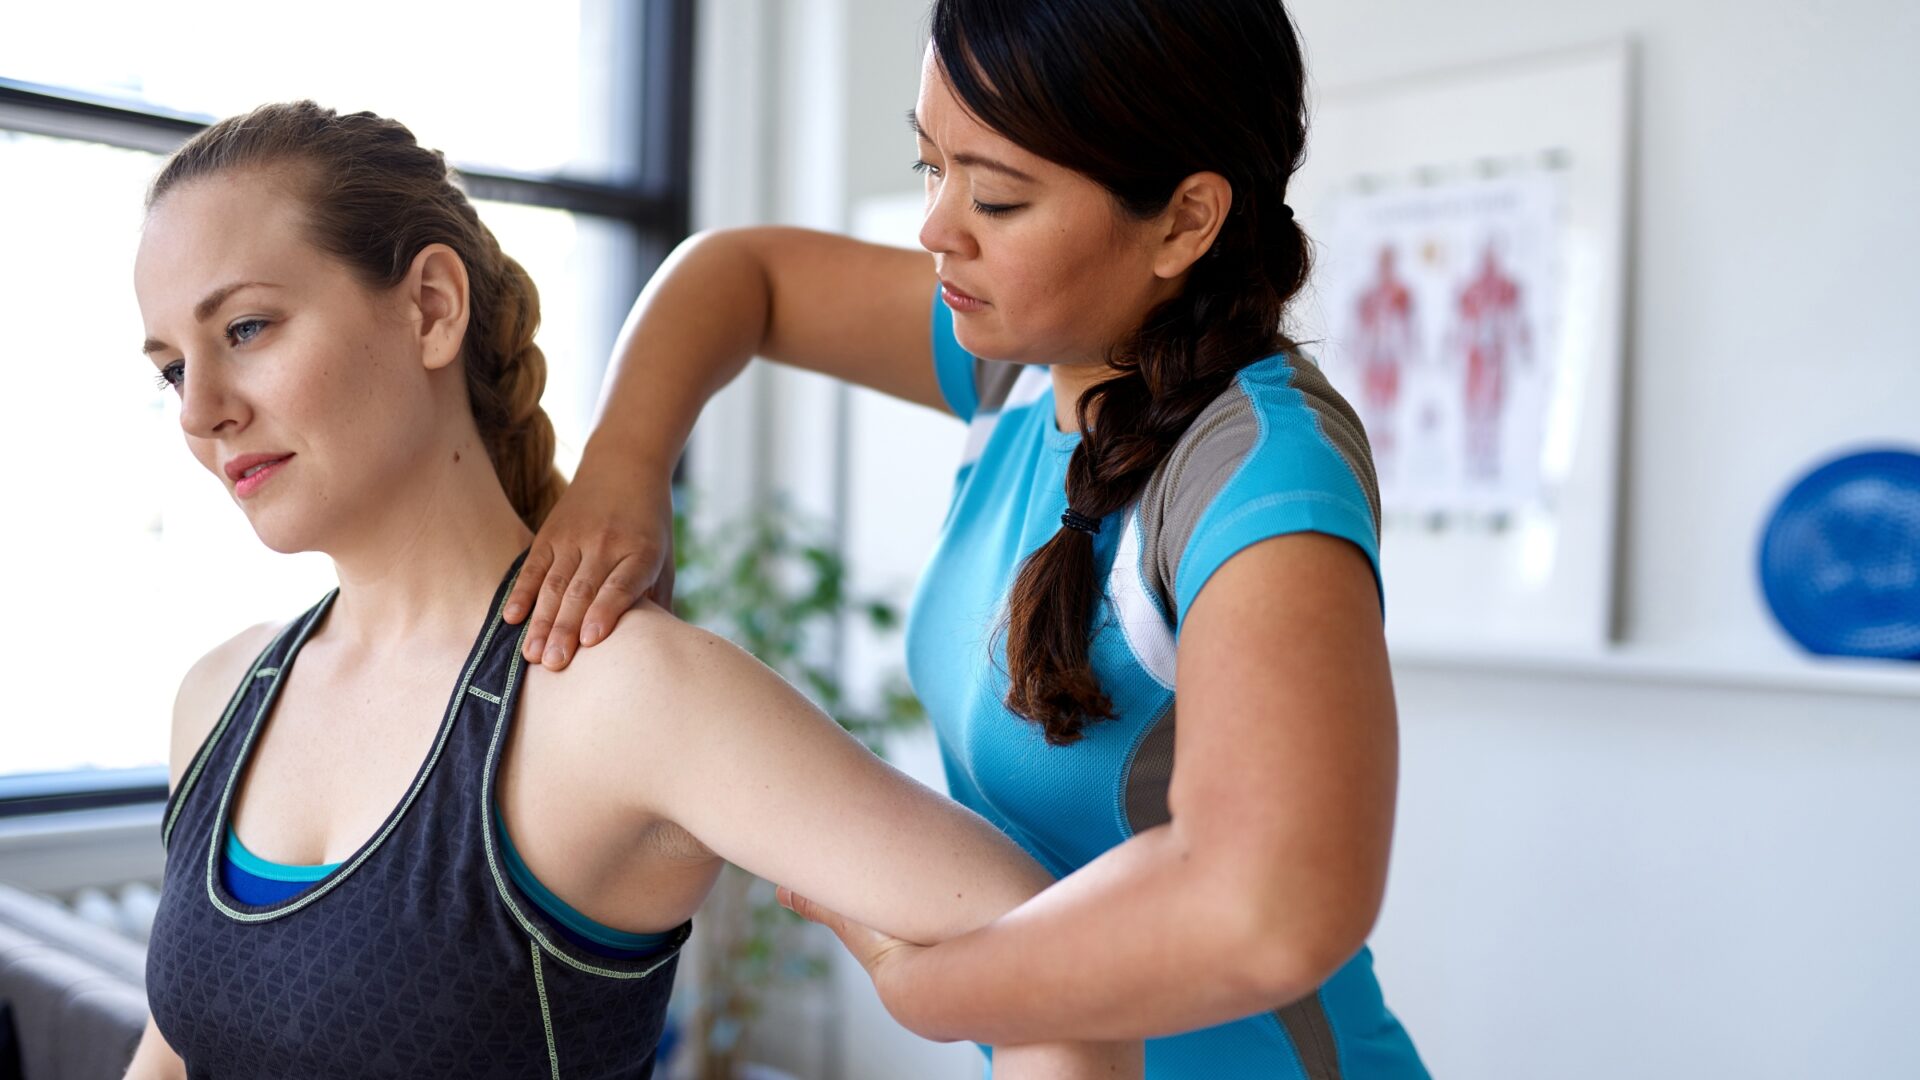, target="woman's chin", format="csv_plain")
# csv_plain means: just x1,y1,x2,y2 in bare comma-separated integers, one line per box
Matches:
953,321,1052,368
241,512,319,556
952,321,1014,364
